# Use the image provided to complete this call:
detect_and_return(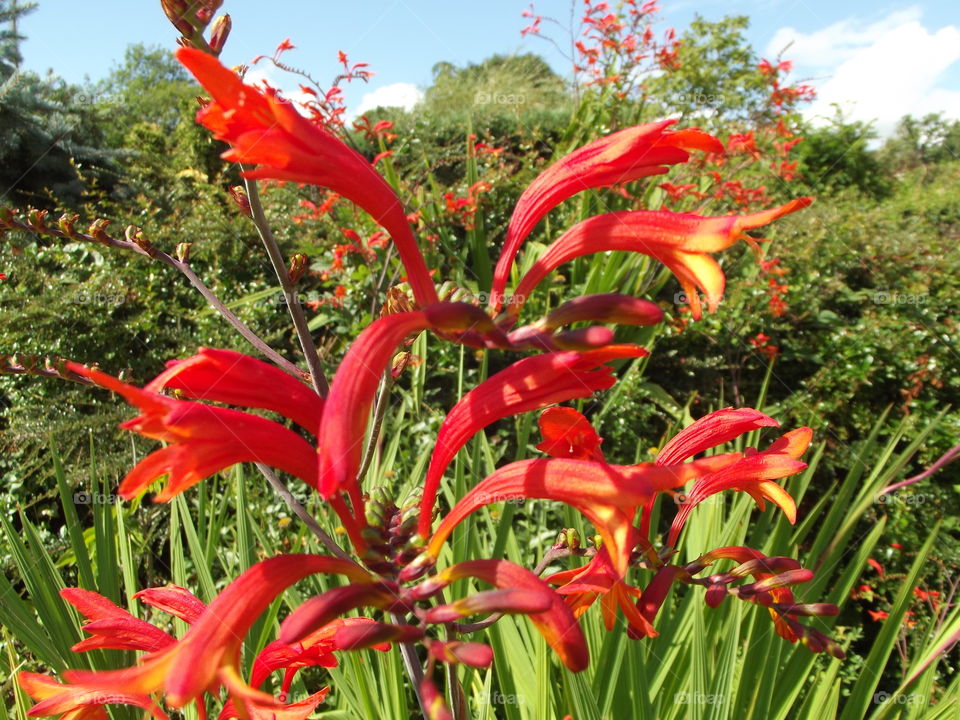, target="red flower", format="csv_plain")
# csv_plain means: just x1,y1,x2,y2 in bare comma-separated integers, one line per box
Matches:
62,555,369,708
546,547,656,638
424,453,737,578
316,303,496,508
146,347,323,433
667,426,812,547
176,48,437,308
67,361,318,501
418,345,646,537
491,120,723,310
535,406,606,461
508,198,812,320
